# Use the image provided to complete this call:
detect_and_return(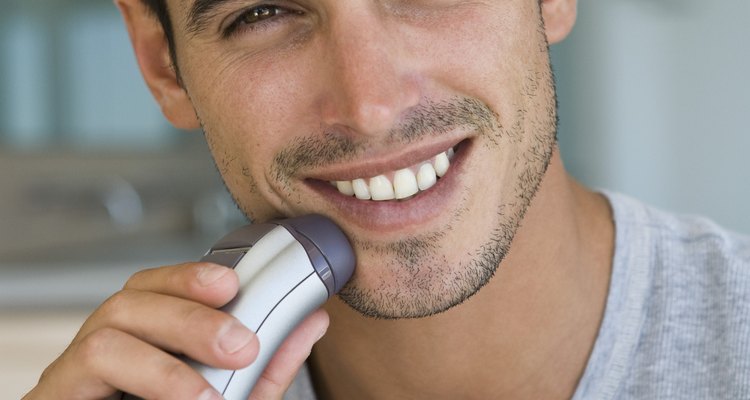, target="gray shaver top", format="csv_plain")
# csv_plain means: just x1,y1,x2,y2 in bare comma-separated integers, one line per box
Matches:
202,214,355,297
276,215,355,295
